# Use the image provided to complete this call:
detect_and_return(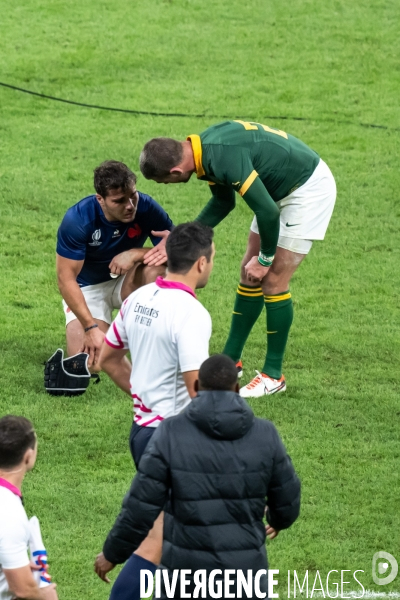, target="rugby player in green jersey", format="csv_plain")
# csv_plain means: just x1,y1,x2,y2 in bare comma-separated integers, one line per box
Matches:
139,120,336,397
